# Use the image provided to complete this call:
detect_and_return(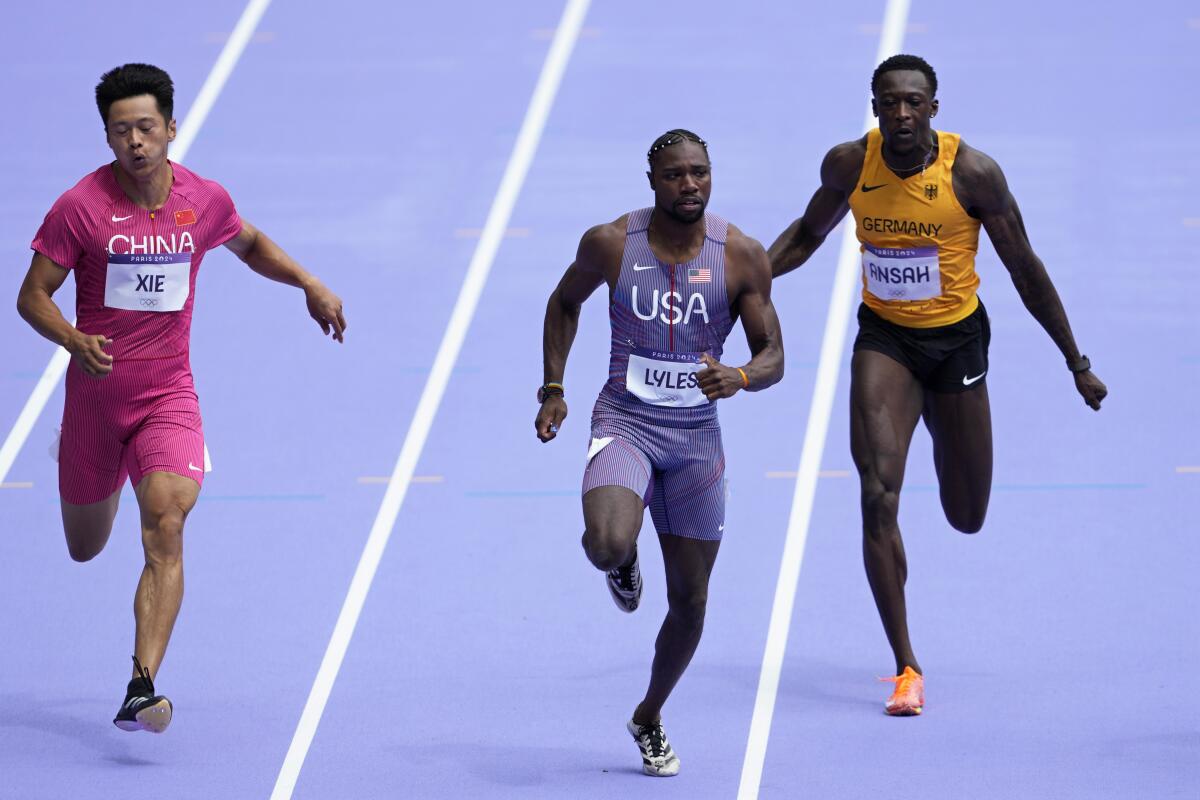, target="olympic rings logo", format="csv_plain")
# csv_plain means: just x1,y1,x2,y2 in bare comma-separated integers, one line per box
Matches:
139,298,159,307
888,289,907,298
